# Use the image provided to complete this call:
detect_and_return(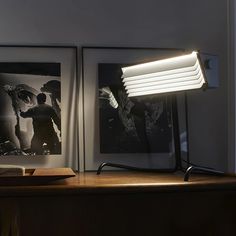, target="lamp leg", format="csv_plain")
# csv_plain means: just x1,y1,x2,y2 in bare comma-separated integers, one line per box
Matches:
96,162,177,175
184,165,225,181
